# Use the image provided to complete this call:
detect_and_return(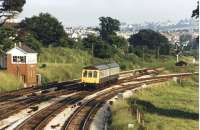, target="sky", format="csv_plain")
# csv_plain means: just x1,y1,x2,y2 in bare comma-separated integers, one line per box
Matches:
18,0,198,27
